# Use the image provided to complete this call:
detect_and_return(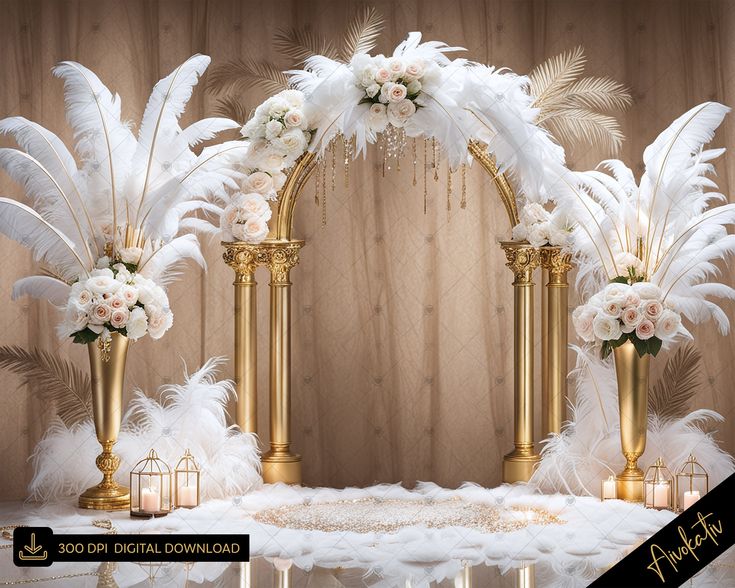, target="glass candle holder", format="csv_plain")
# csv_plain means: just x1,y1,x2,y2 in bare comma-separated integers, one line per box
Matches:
174,449,201,509
130,449,172,518
675,454,708,512
644,457,674,511
601,475,617,501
